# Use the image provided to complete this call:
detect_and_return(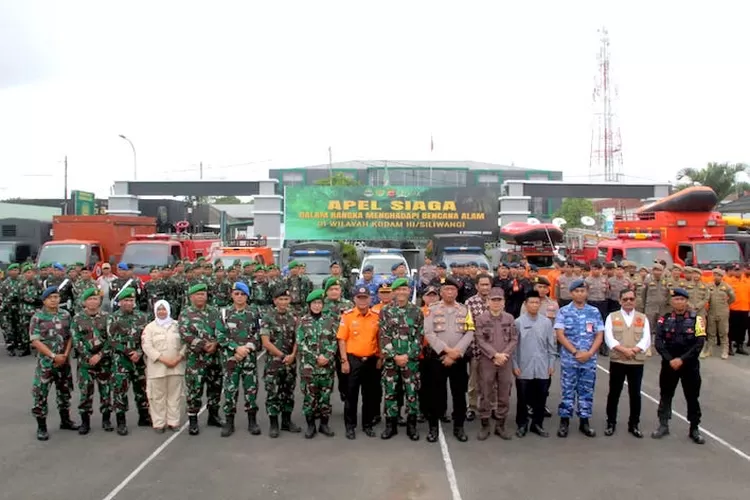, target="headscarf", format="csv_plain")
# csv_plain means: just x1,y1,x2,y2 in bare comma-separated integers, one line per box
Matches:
153,300,174,328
